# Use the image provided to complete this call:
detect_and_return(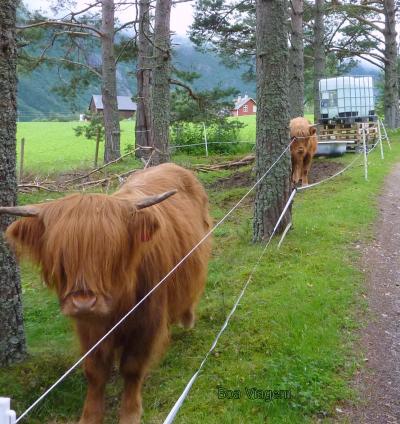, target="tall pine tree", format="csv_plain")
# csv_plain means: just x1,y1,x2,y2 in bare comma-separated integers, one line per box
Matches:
0,0,27,366
253,0,291,241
